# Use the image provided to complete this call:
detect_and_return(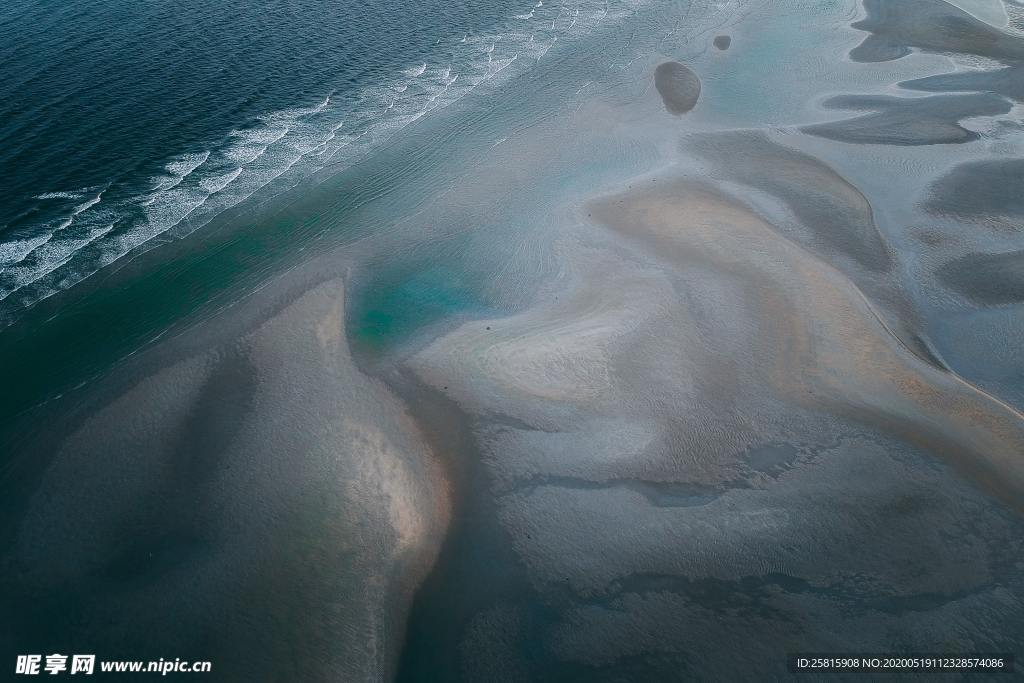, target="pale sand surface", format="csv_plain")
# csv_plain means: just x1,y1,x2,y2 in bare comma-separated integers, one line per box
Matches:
407,168,1024,676
6,273,450,680
589,179,1024,502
